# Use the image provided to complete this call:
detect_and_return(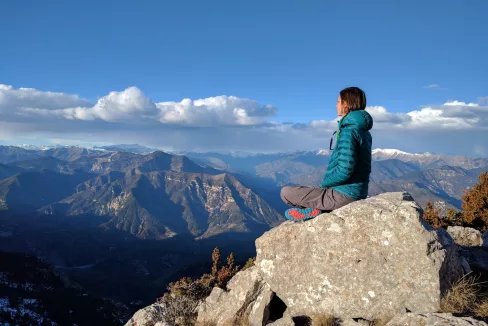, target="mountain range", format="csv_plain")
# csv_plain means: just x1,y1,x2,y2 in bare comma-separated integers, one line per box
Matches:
184,148,488,208
1,144,487,215
0,144,486,321
0,147,282,240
